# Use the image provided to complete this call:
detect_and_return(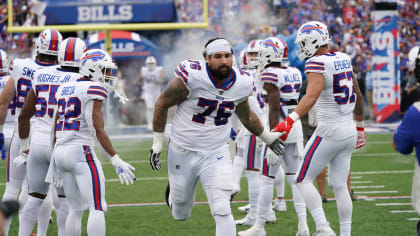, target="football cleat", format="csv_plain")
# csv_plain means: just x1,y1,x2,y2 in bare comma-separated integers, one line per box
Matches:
273,199,287,212
238,225,266,236
315,224,336,236
266,210,276,224
238,204,250,214
296,222,310,236
235,212,256,226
